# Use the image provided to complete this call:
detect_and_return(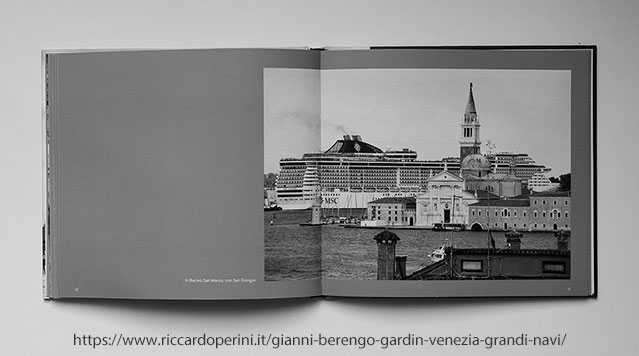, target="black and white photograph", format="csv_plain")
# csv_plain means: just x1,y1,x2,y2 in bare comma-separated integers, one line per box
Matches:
265,65,575,281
